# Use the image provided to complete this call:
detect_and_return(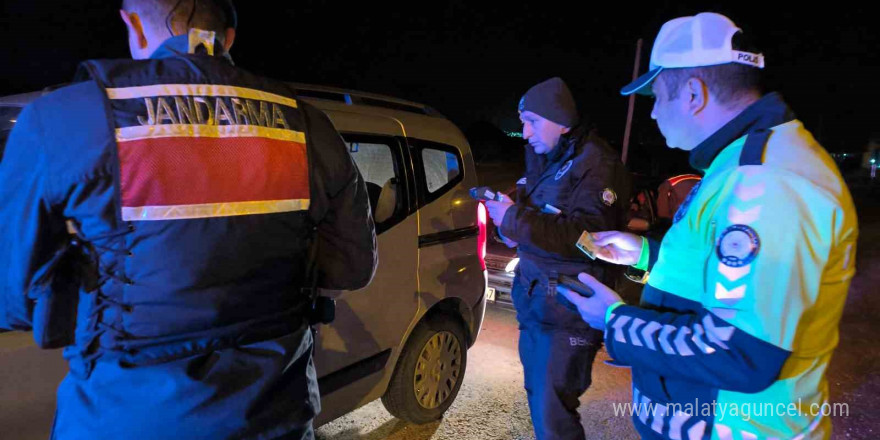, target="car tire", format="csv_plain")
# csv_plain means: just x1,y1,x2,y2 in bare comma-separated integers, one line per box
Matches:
381,315,468,424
